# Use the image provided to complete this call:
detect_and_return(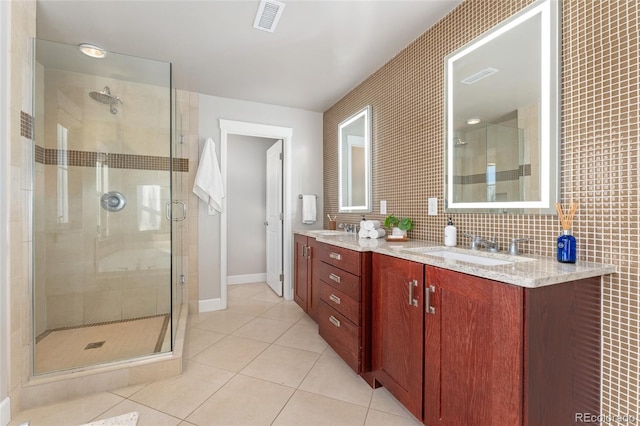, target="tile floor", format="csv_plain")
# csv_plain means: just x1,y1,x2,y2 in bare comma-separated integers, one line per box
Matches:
10,283,422,426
